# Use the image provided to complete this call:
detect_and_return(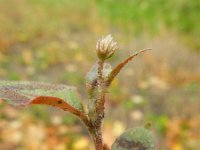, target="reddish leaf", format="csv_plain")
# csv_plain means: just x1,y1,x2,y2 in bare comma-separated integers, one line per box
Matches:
106,49,151,86
30,96,83,116
0,81,83,113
